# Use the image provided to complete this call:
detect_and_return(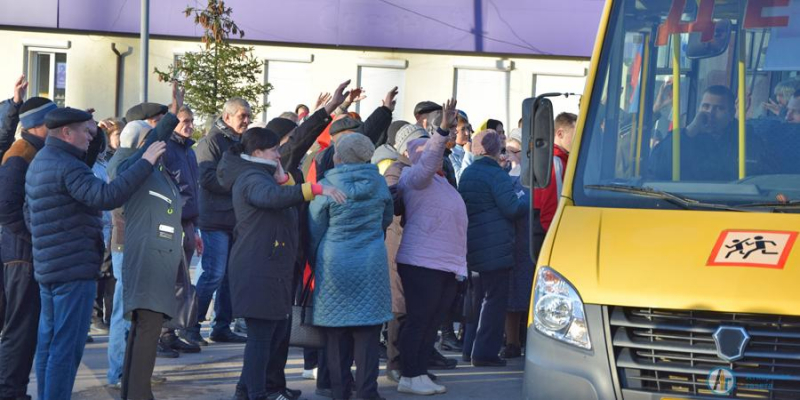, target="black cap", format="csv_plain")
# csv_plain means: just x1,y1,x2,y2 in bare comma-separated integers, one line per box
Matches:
124,102,168,122
329,117,363,136
45,107,93,130
413,101,442,116
266,117,298,139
